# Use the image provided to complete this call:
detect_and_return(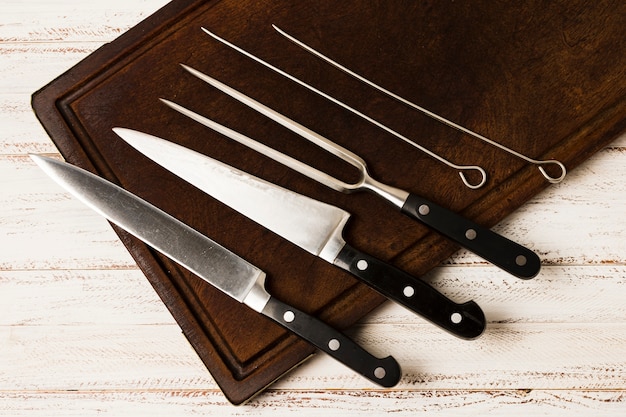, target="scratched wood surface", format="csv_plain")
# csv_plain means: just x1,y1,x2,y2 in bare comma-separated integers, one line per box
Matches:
1,1,625,415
